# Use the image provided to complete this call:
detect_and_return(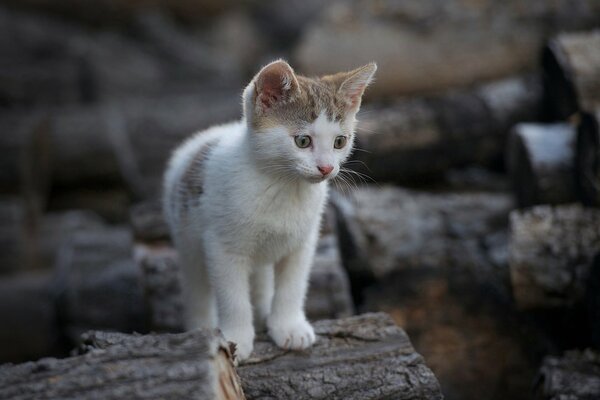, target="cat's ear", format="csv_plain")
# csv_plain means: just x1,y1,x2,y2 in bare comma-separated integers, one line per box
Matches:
254,60,299,113
335,62,377,111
